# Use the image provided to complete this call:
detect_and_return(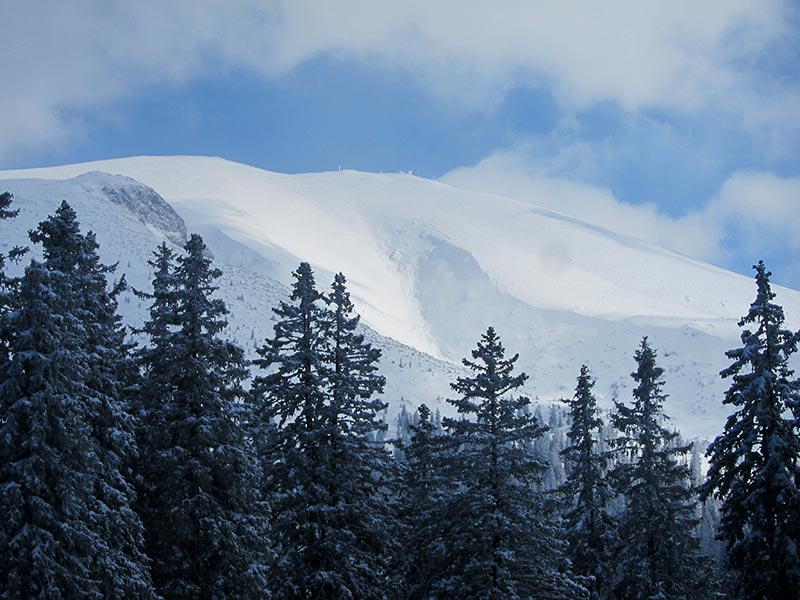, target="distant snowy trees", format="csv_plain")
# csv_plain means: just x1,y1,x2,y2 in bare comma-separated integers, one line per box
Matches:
2,196,799,599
